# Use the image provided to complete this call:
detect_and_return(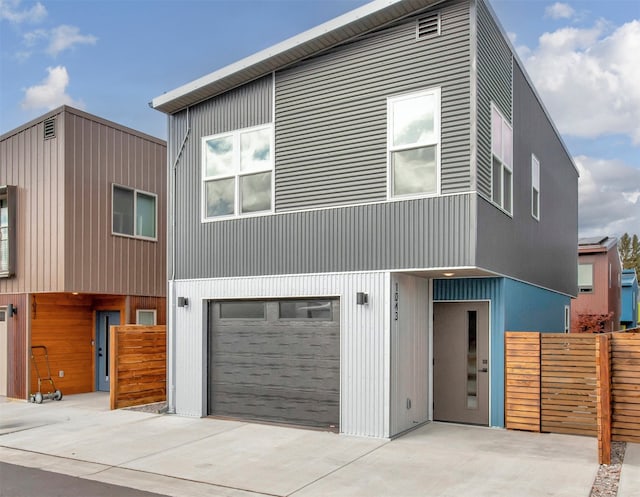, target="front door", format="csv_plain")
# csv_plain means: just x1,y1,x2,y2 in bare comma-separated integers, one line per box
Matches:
0,309,7,396
95,311,119,392
433,302,489,425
